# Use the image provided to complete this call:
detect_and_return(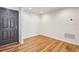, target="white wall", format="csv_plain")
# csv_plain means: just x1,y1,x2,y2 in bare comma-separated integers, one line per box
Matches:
21,8,40,40
41,8,79,45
